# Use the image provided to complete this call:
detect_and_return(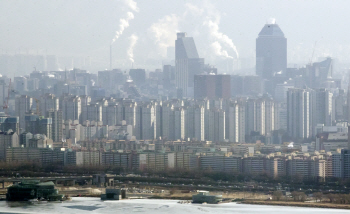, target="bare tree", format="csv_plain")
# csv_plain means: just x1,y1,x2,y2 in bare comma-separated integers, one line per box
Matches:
273,191,283,201
345,194,350,204
327,194,335,203
291,191,307,202
314,192,323,202
291,191,299,201
299,192,307,202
